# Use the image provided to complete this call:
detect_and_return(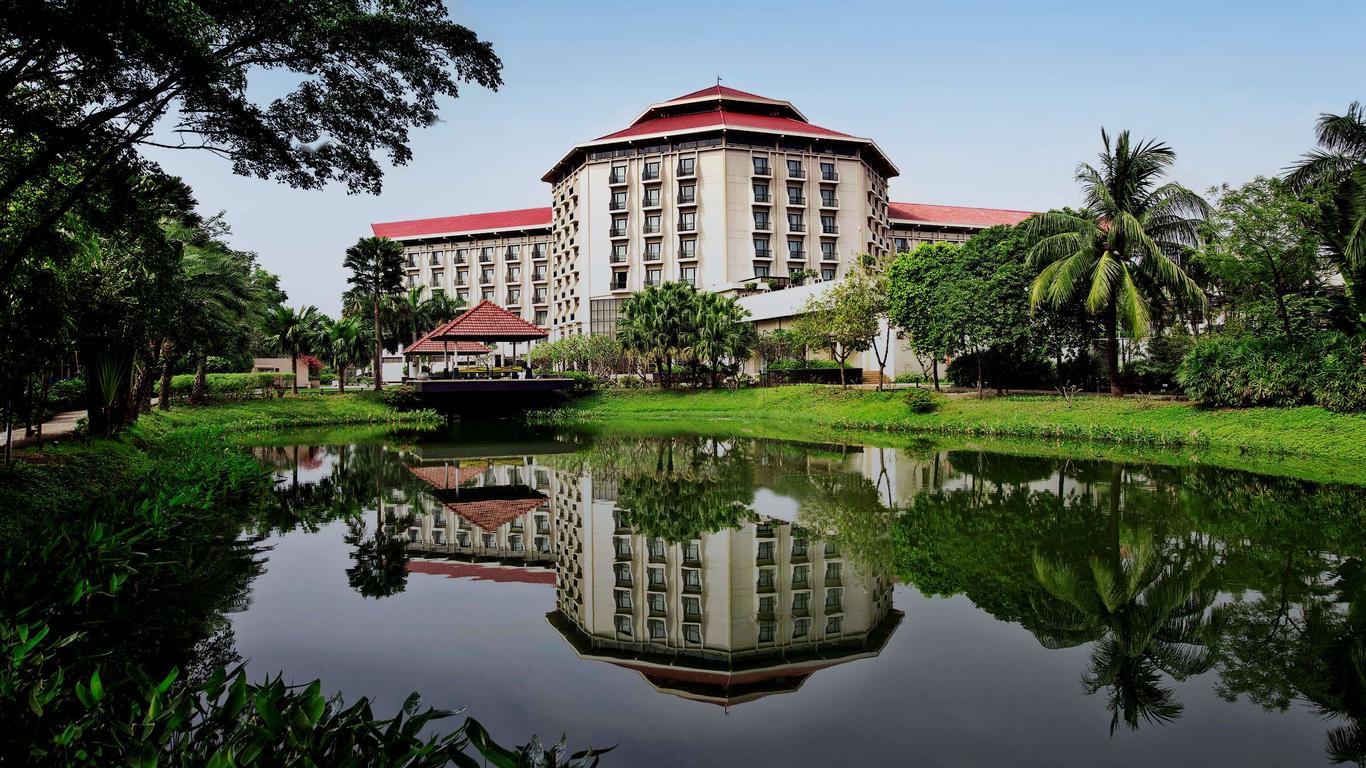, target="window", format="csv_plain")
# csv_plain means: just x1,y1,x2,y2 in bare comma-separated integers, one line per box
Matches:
820,161,837,181
480,247,493,263
457,290,470,302
680,266,697,286
646,267,662,287
821,241,836,261
614,589,632,611
787,239,805,259
456,248,469,263
683,568,701,589
787,212,804,232
532,242,547,259
610,190,627,211
610,216,627,237
753,182,770,203
614,536,631,557
792,538,808,558
757,568,775,589
506,244,519,260
643,214,661,234
678,211,696,232
614,562,631,585
825,542,839,557
793,564,809,587
758,622,775,643
609,164,626,184
677,183,695,204
821,188,838,207
826,587,843,609
534,310,548,326
507,265,521,281
535,536,549,553
406,275,416,289
611,243,628,263
684,541,701,562
614,615,632,636
752,156,770,175
826,616,843,634
430,270,443,286
533,265,547,281
759,595,775,617
825,562,842,582
506,287,522,304
480,268,494,283
821,215,837,234
757,541,774,562
612,271,628,290
643,160,660,180
754,210,771,230
481,289,494,301
648,566,665,587
787,159,804,178
483,533,497,548
683,595,701,618
430,251,444,265
793,591,809,613
456,269,469,285
754,263,770,278
644,241,661,261
649,619,666,640
683,623,701,644
648,591,665,614
679,238,697,260
787,185,804,205
793,617,810,639
677,156,695,176
642,187,660,207
754,236,771,258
